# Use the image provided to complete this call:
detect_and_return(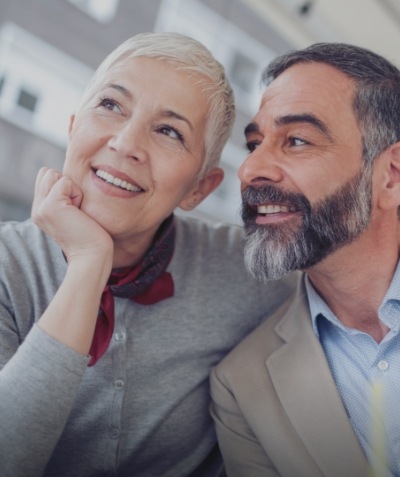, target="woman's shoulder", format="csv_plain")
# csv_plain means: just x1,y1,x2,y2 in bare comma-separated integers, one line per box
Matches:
0,218,62,268
172,215,252,285
174,215,244,253
0,218,50,246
